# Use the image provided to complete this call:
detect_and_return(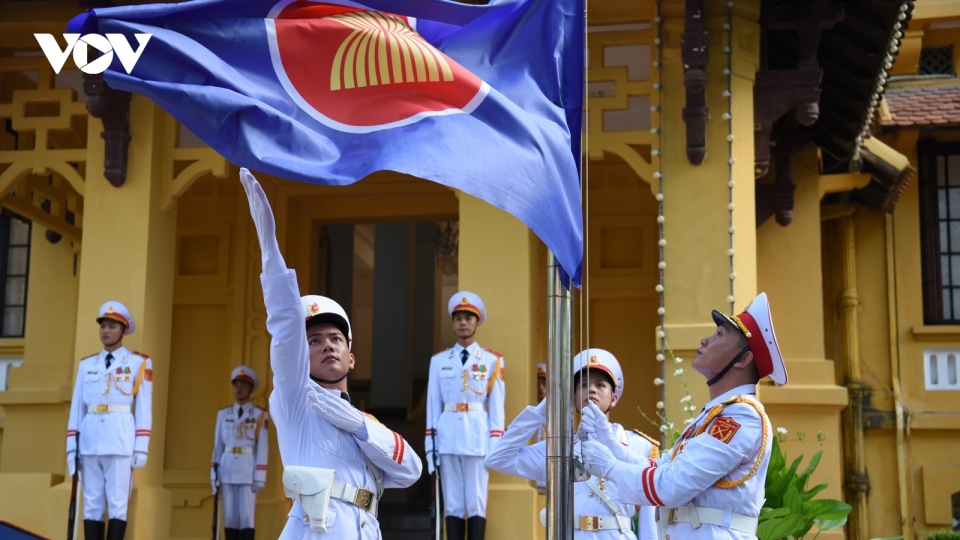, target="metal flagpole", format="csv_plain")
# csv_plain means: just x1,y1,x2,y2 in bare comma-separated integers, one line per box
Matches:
546,251,573,540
